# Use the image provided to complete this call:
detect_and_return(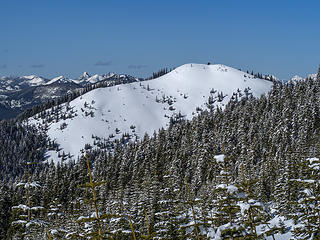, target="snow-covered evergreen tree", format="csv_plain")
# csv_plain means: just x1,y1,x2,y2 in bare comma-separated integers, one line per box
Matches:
8,160,46,239
211,154,246,239
292,157,320,239
75,154,112,240
237,164,266,239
